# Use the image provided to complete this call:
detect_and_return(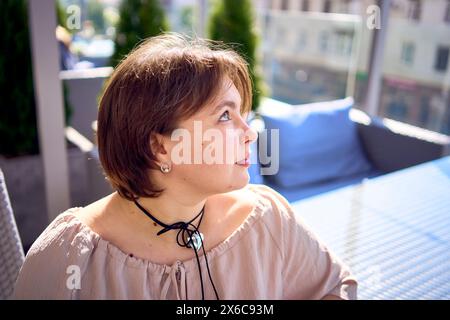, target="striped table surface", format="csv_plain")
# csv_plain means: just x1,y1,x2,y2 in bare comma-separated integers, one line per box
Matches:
291,156,450,300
